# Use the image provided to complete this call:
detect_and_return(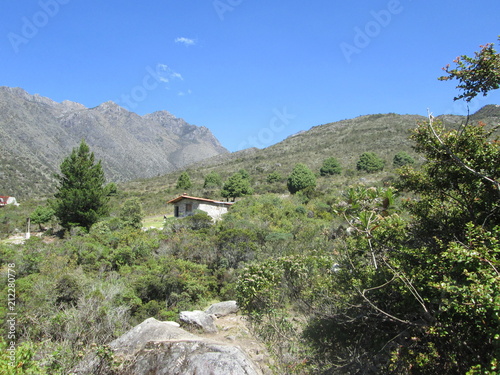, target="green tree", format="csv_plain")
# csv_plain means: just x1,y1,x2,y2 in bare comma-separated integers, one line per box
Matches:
119,198,144,229
287,163,316,194
203,172,222,188
30,205,55,231
390,117,500,373
221,171,253,201
176,172,192,190
52,140,110,230
316,45,500,371
356,152,385,173
439,36,500,101
398,120,500,242
320,157,342,176
392,151,414,168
